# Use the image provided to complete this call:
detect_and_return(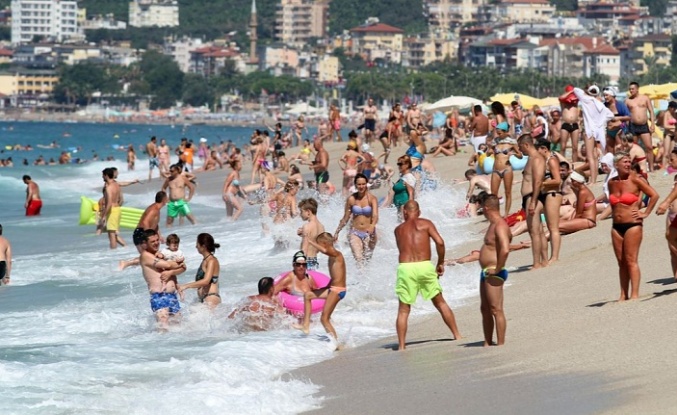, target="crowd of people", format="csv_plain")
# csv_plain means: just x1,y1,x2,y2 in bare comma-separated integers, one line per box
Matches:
11,80,677,352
